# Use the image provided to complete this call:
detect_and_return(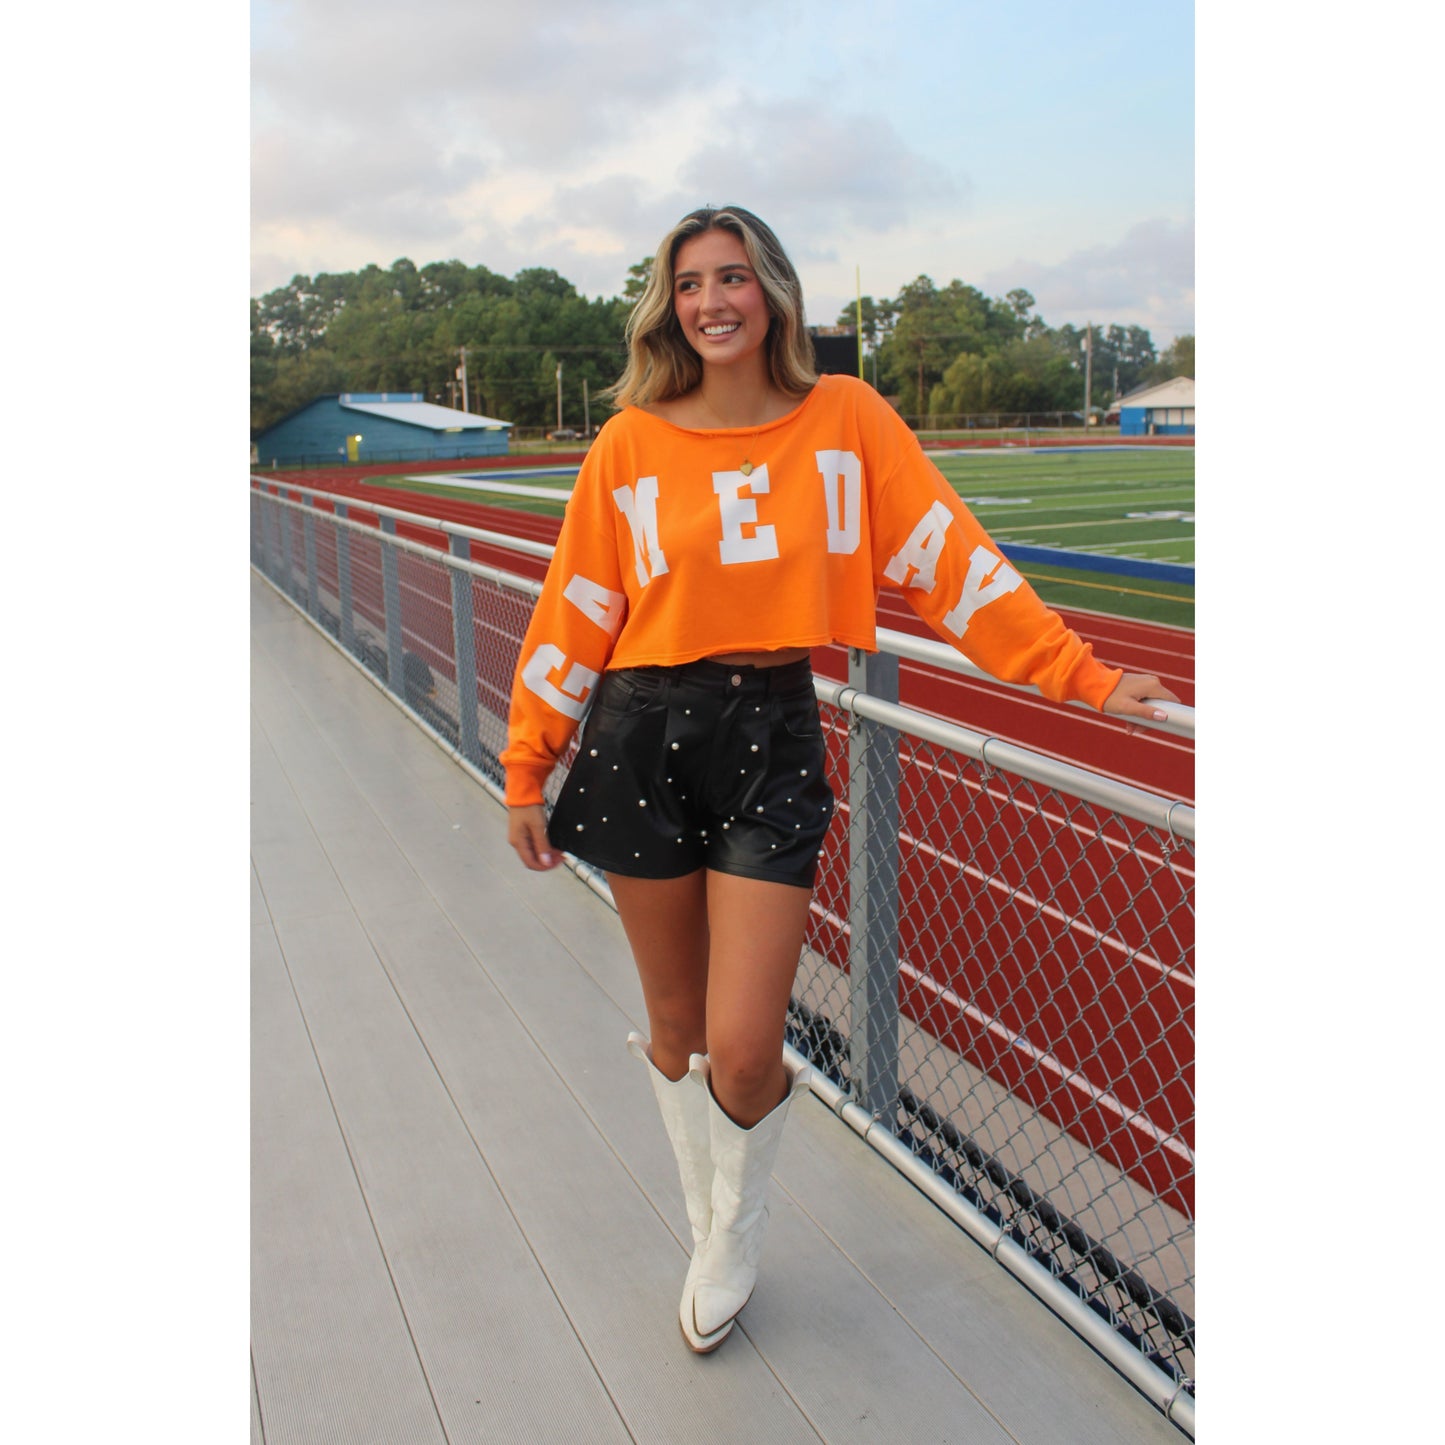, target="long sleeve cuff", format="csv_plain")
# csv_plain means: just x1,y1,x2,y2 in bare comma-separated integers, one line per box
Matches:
503,760,556,808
